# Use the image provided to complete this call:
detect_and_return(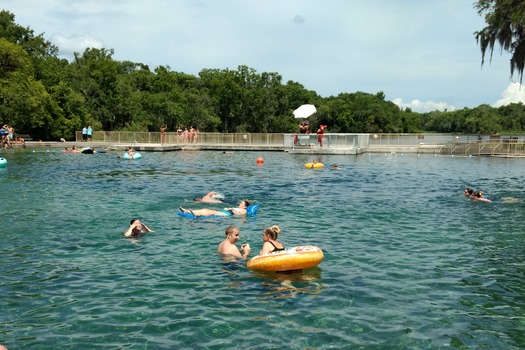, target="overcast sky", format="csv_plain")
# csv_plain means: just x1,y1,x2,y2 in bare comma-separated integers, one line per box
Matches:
4,0,524,112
